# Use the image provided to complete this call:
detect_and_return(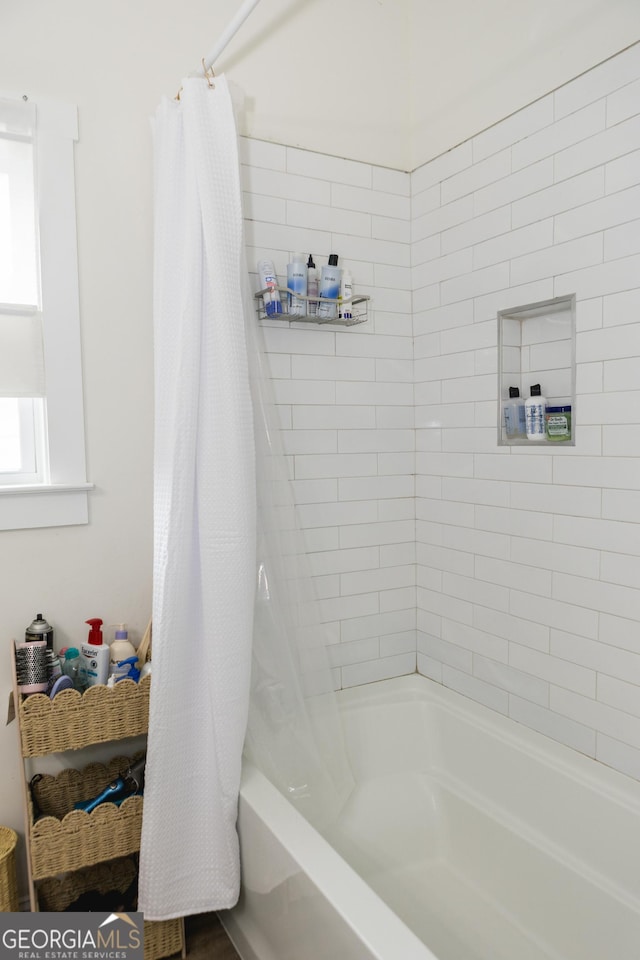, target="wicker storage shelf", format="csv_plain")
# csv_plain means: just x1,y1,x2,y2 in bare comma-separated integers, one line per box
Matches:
0,826,19,912
17,670,151,758
38,858,184,960
29,756,143,880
